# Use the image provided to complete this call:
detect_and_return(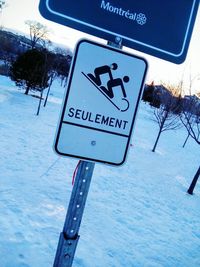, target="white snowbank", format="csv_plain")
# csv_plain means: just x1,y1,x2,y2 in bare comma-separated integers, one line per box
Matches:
0,75,200,267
